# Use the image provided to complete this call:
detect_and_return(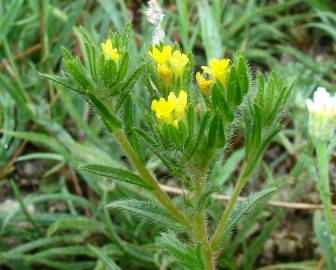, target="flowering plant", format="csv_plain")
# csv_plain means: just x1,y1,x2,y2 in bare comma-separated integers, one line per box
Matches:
306,87,336,267
42,26,292,269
